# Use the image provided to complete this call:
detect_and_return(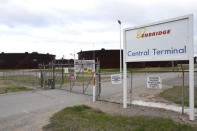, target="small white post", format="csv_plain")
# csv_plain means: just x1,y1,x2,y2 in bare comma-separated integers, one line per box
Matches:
93,86,96,102
93,73,96,102
123,61,127,108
